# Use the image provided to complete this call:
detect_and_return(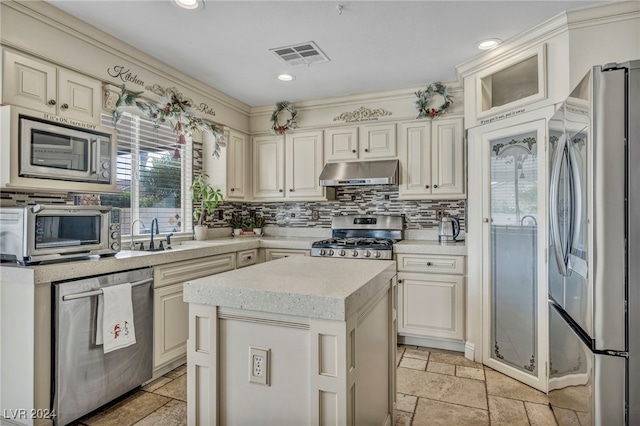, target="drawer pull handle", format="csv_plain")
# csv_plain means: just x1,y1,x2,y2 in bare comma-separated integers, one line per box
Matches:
247,256,252,260
426,262,433,266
